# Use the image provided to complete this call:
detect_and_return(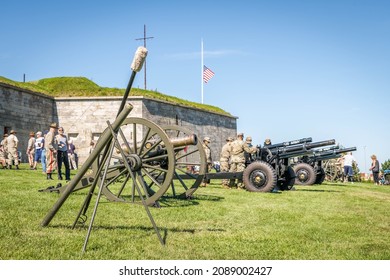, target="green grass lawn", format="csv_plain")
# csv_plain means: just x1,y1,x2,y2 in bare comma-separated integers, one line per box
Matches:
0,164,389,260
